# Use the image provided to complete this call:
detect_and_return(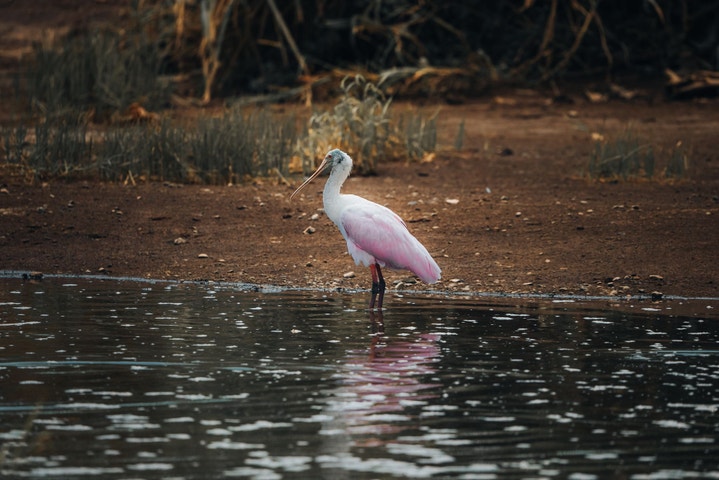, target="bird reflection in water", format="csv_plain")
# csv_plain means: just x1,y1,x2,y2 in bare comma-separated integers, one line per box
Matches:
320,312,442,447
